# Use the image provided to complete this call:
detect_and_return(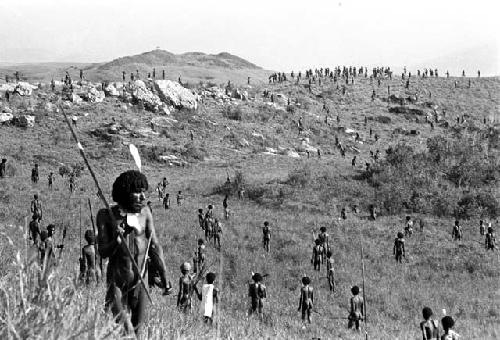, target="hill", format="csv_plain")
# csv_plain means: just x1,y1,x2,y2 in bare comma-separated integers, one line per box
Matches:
0,71,499,339
0,49,270,85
